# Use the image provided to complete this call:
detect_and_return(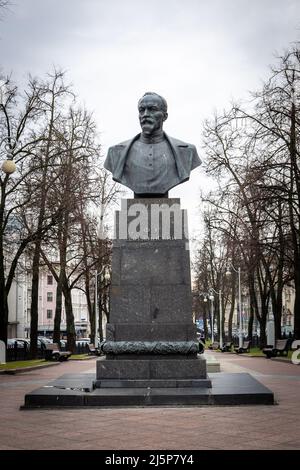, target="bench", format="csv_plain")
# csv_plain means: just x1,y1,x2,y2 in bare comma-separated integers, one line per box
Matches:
234,340,251,354
263,339,290,359
198,340,205,354
291,340,300,365
221,342,233,352
88,343,102,356
208,341,220,350
291,340,300,351
45,343,72,361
